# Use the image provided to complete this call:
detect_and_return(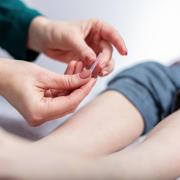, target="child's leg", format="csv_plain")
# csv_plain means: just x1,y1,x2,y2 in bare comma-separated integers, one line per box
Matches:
38,61,180,156
38,90,144,156
7,111,180,180
104,110,180,180
3,112,180,180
